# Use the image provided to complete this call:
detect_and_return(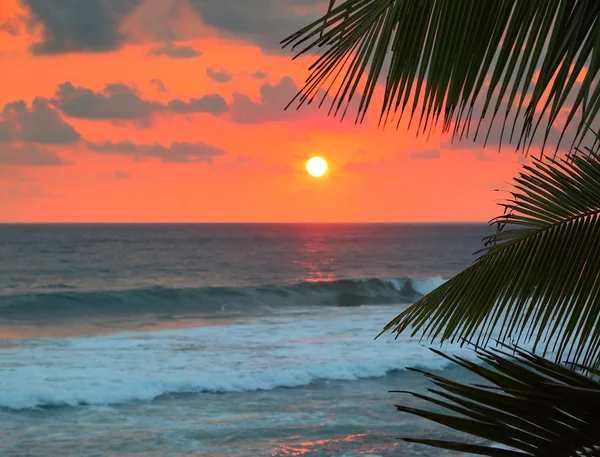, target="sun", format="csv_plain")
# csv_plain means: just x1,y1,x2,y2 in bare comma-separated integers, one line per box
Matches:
306,156,328,177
